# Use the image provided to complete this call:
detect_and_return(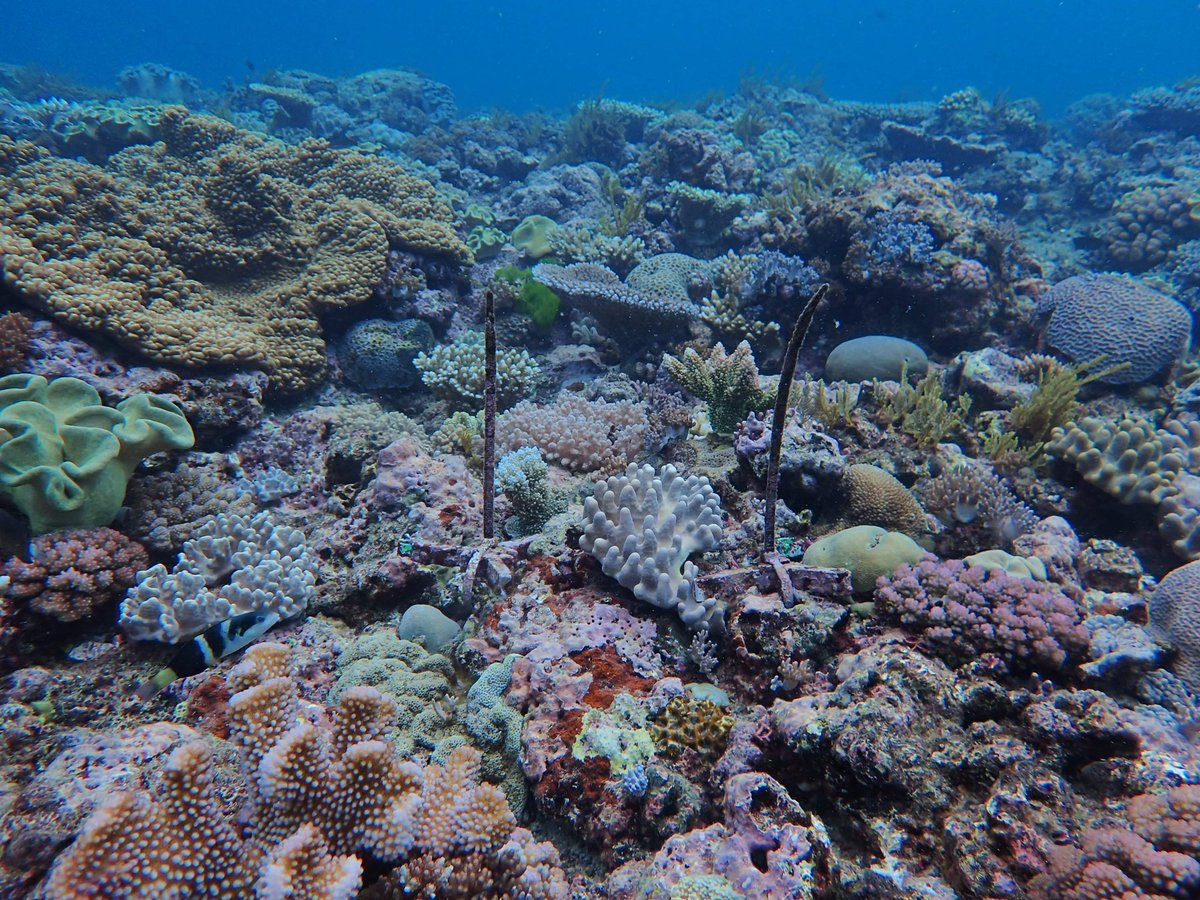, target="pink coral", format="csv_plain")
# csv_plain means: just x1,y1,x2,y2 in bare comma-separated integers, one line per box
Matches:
497,394,646,474
1030,785,1200,899
876,557,1089,673
2,527,148,622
